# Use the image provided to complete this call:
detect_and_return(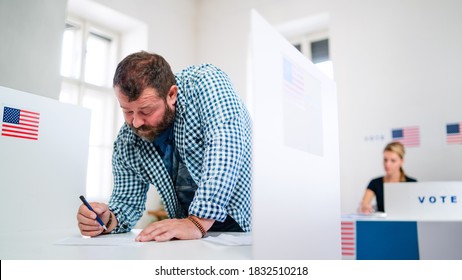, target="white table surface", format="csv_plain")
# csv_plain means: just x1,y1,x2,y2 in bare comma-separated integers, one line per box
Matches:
0,228,252,260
